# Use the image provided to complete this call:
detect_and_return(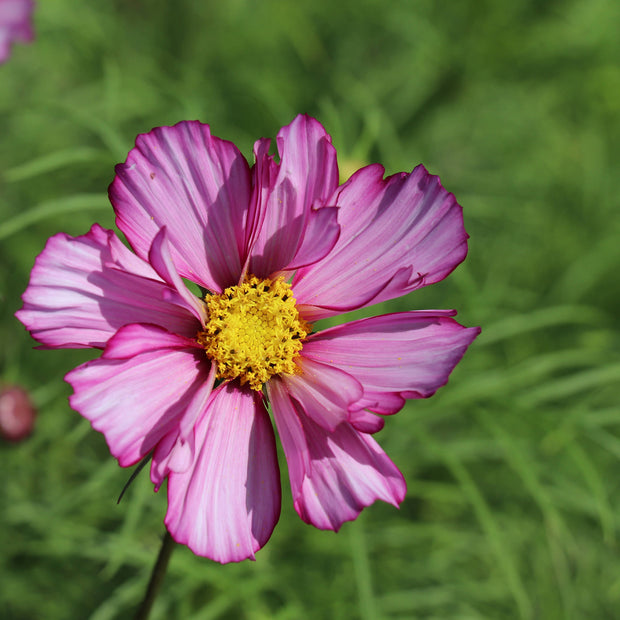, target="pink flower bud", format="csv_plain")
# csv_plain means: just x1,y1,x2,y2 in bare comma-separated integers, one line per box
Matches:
0,385,36,442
